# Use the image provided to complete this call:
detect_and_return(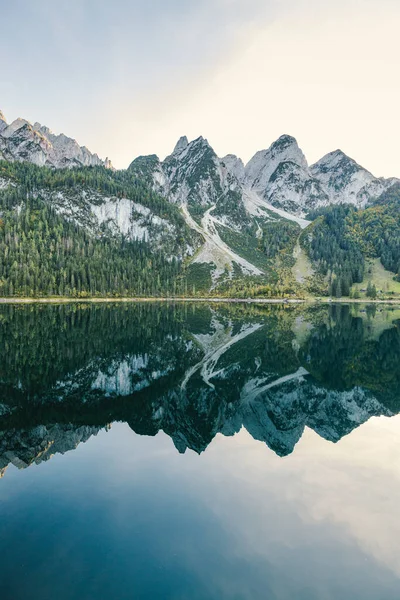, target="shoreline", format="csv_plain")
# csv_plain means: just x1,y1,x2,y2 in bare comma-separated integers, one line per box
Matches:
0,297,399,305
